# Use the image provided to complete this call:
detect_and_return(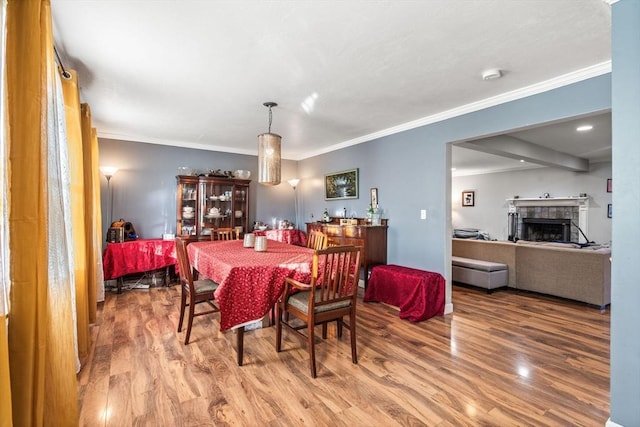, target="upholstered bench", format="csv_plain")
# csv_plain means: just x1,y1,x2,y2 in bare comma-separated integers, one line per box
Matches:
363,265,445,322
451,256,508,292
